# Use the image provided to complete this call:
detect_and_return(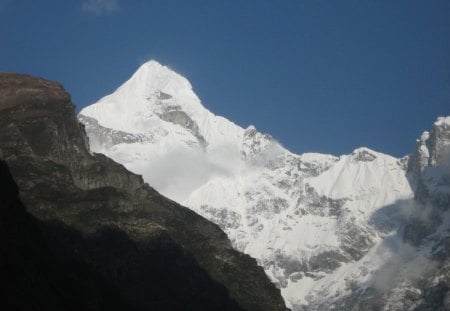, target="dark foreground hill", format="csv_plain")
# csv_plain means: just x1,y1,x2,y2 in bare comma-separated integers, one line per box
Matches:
0,73,288,311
